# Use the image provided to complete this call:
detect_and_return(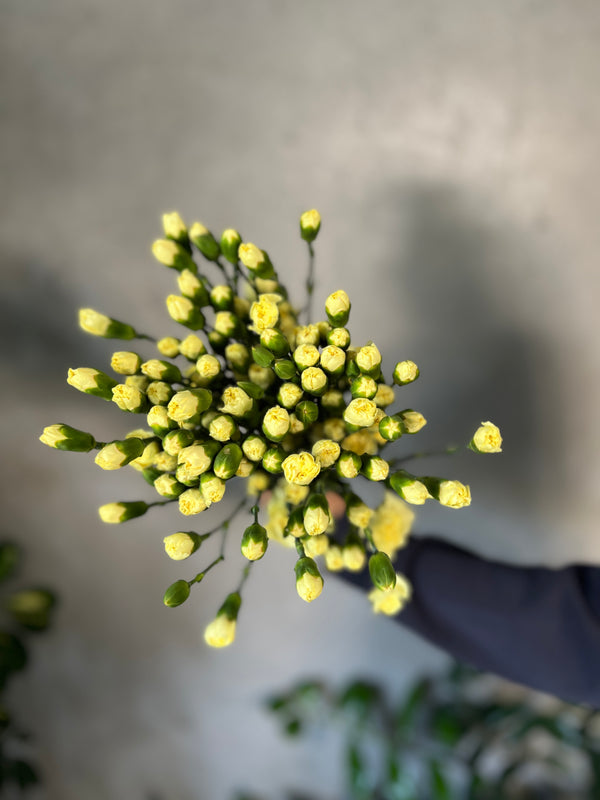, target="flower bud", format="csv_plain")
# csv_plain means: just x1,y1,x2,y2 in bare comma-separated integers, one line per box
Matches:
214,311,239,338
129,440,161,472
125,374,150,392
293,344,320,370
282,451,321,486
155,450,178,472
111,383,148,413
260,327,289,356
250,295,279,332
178,488,209,516
145,405,175,435
362,456,389,482
95,438,145,470
162,211,188,242
378,414,403,441
204,592,241,647
299,209,321,243
311,439,340,469
388,470,430,505
67,367,117,400
99,501,149,524
190,222,220,261
369,573,412,615
356,343,382,377
241,523,269,561
344,398,378,428
225,342,251,372
78,309,137,340
177,269,210,305
321,390,345,414
213,443,243,480
303,533,329,558
294,324,320,347
207,414,236,443
262,406,290,442
141,359,181,383
248,364,275,390
303,494,331,536
262,445,286,474
238,242,275,278
274,359,297,381
163,579,191,607
336,451,362,479
327,327,351,349
323,417,346,442
162,429,195,456
469,421,503,454
167,389,212,424
154,474,186,498
152,239,196,271
320,345,346,376
111,351,142,375
163,531,203,560
210,283,234,311
220,228,242,264
247,470,271,494
346,495,373,529
393,360,420,385
398,409,427,434
343,535,367,572
200,472,226,505
242,435,268,462
179,334,207,361
325,289,350,327
276,382,303,410
146,381,173,406
166,295,205,330
7,589,55,629
284,507,306,538
195,354,221,385
422,477,471,509
350,376,377,399
177,441,220,479
374,384,395,408
40,423,95,452
295,557,324,602
301,366,328,396
369,551,396,592
325,544,344,572
219,386,254,418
